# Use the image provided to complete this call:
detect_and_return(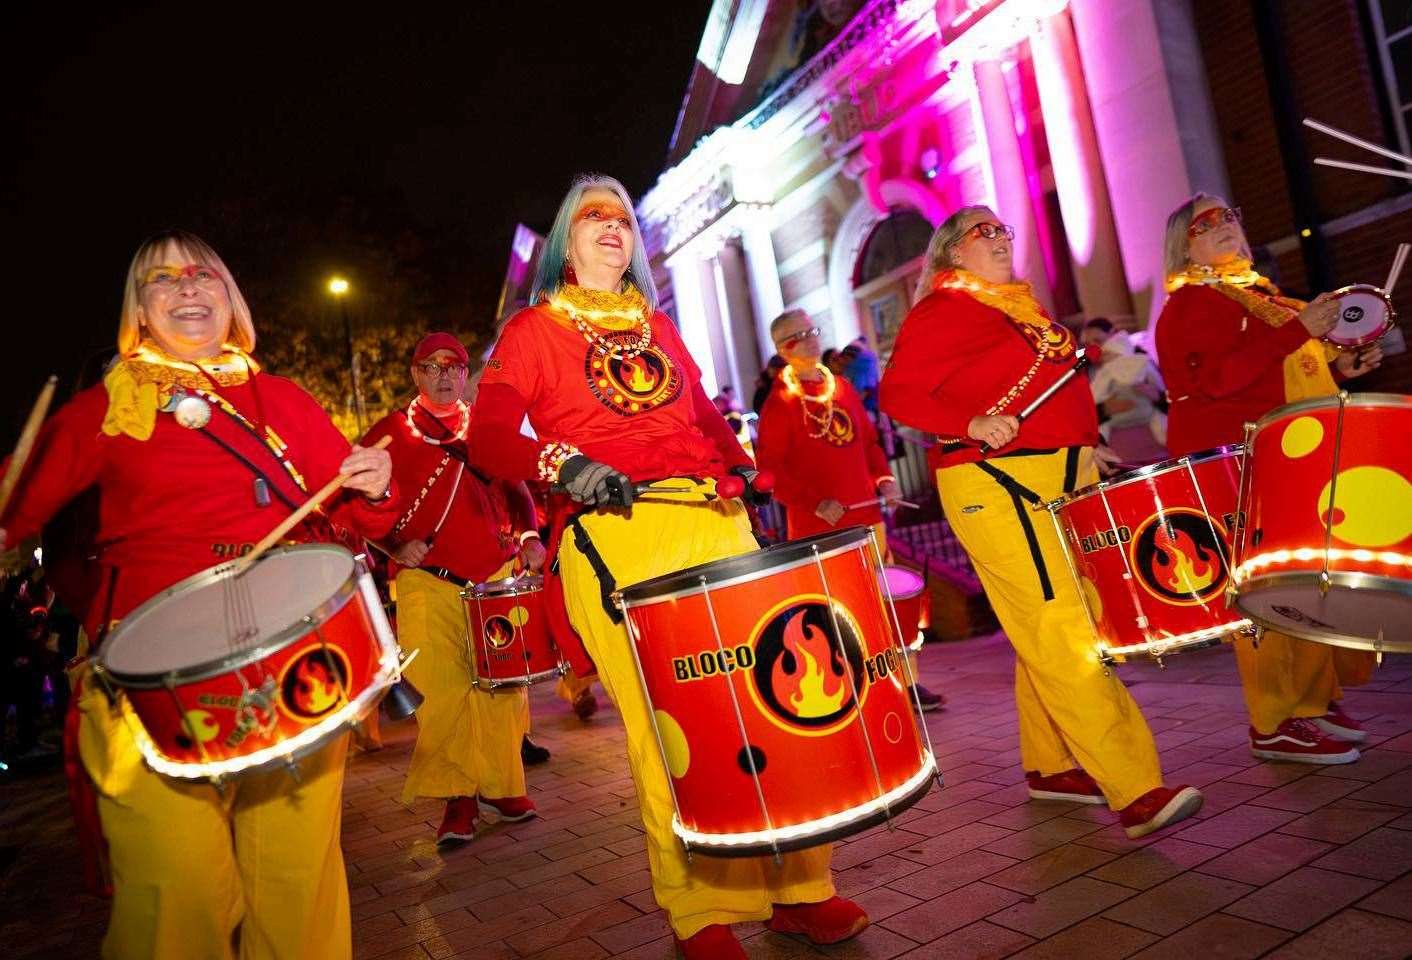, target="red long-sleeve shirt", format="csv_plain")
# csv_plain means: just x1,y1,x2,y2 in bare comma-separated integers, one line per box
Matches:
880,288,1097,468
362,403,536,584
755,372,888,538
1,374,398,631
1155,284,1316,456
